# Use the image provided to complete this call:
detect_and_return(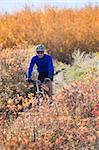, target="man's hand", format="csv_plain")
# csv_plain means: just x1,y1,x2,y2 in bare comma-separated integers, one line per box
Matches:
26,78,31,82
